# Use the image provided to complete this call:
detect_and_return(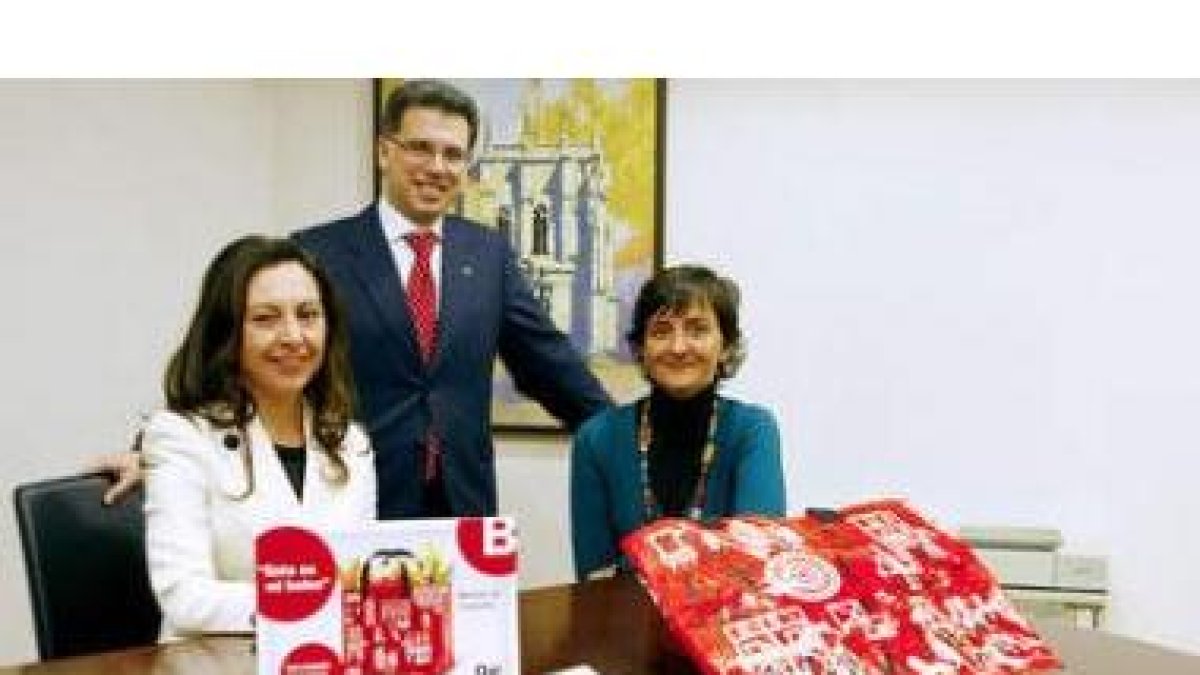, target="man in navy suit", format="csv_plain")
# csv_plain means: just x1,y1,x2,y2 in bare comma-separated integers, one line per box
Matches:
294,80,611,518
